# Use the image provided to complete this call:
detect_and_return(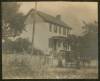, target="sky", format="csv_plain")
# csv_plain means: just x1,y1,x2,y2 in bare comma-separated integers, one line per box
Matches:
18,2,98,36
